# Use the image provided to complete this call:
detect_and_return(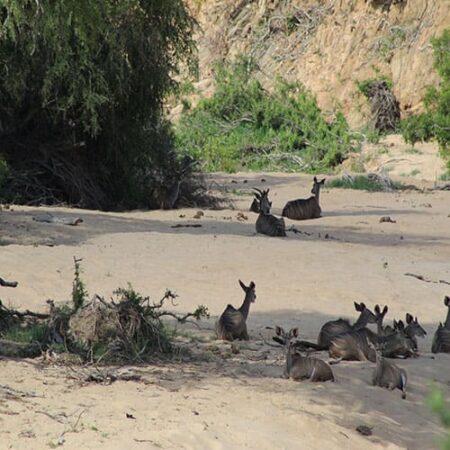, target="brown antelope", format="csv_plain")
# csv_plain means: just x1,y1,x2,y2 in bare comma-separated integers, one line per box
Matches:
249,188,262,213
255,189,286,237
404,313,426,352
216,280,256,341
273,327,334,382
297,302,377,351
282,177,325,220
432,296,450,354
372,343,408,399
381,320,417,359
